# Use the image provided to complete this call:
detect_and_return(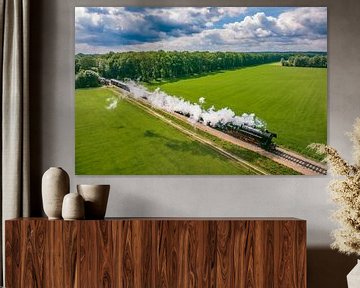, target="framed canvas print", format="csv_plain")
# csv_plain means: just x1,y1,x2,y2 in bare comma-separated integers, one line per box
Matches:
75,7,327,175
